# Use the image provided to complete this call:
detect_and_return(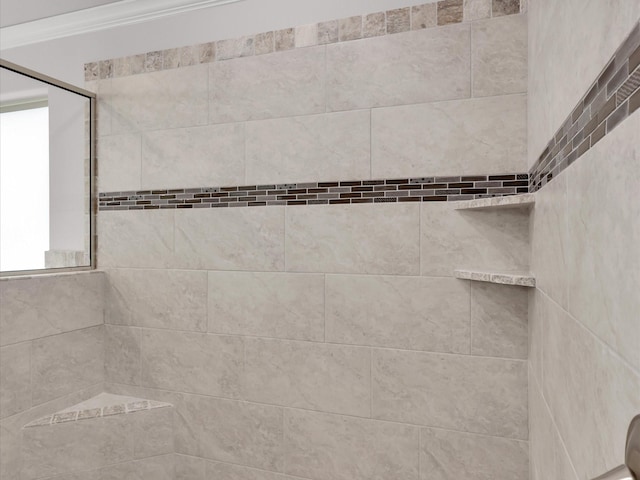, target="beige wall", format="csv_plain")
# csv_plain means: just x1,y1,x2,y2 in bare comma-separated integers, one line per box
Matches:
528,0,640,478
96,9,531,480
0,271,105,479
